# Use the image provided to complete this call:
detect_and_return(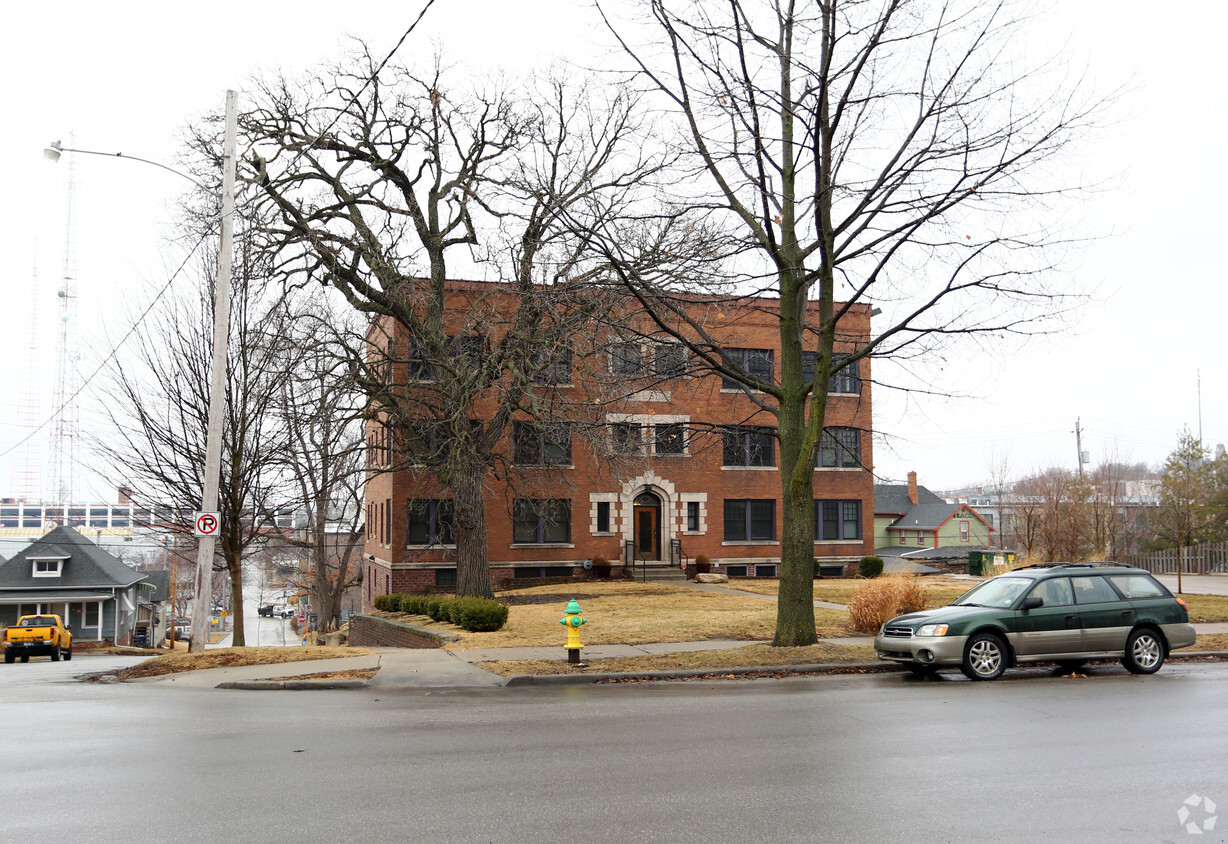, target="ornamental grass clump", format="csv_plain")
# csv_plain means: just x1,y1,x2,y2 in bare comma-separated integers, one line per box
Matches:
846,574,928,634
